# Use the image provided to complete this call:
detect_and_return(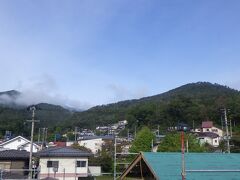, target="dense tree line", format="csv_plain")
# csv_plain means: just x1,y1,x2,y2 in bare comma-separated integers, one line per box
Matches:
67,82,240,133
1,82,240,138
